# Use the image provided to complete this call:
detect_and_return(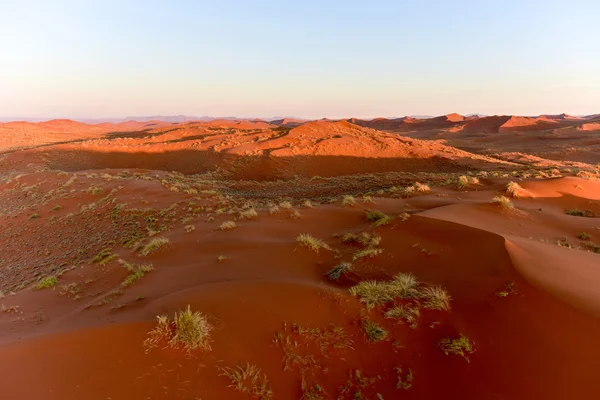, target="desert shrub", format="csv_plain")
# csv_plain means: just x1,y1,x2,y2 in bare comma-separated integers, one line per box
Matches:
92,248,114,264
579,232,591,240
438,333,474,362
140,237,170,256
296,233,330,252
220,221,237,230
327,262,352,281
